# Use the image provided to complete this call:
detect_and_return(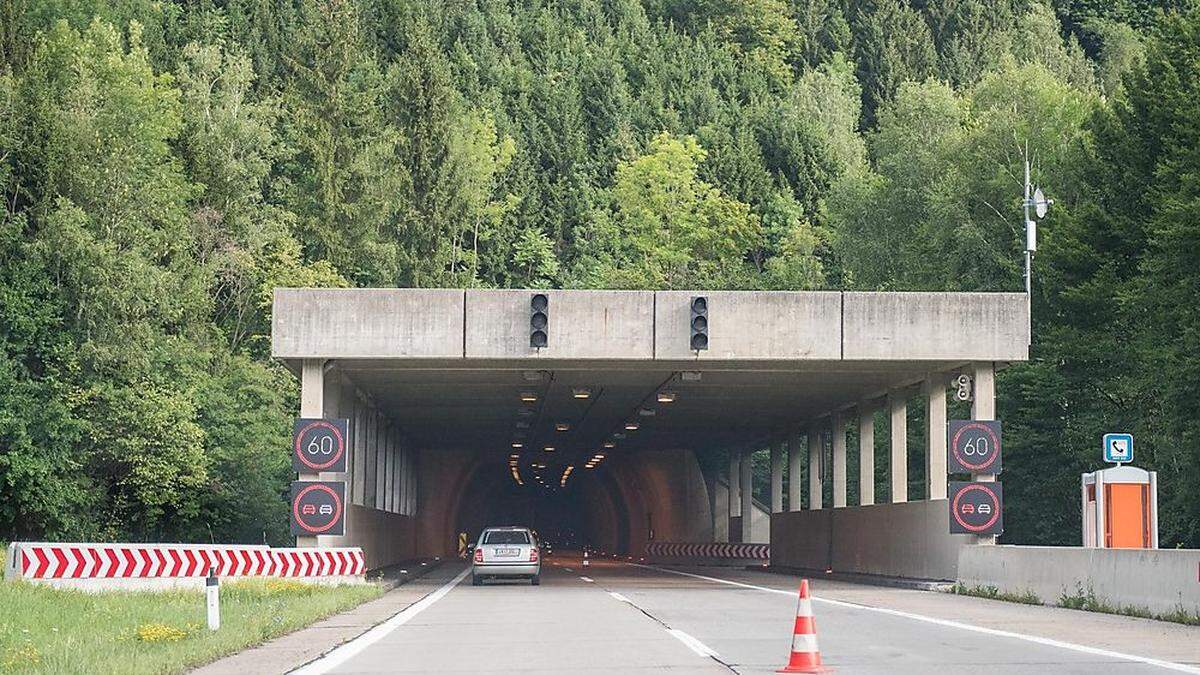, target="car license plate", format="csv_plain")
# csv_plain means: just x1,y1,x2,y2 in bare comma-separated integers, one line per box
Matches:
495,548,519,558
